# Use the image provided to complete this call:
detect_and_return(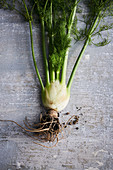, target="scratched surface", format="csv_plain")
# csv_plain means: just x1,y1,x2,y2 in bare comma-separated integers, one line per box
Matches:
0,8,113,170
